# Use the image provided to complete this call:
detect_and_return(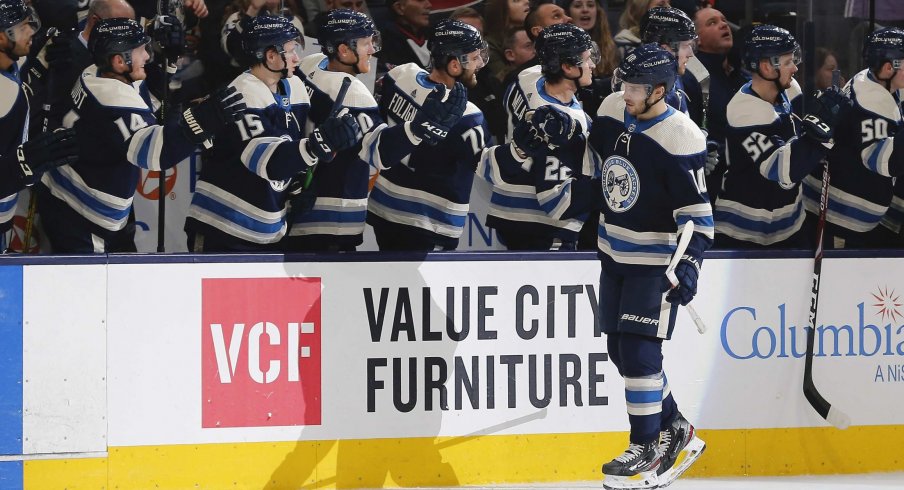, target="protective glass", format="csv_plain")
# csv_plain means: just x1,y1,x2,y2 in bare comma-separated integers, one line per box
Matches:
587,41,601,66
354,33,382,55
676,37,698,56
622,81,653,98
458,40,490,70
6,6,41,43
284,37,305,60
